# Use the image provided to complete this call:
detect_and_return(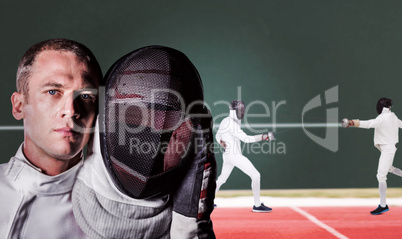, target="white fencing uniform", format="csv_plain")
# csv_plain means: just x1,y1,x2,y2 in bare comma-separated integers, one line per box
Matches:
0,144,88,239
215,110,264,206
358,107,402,206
